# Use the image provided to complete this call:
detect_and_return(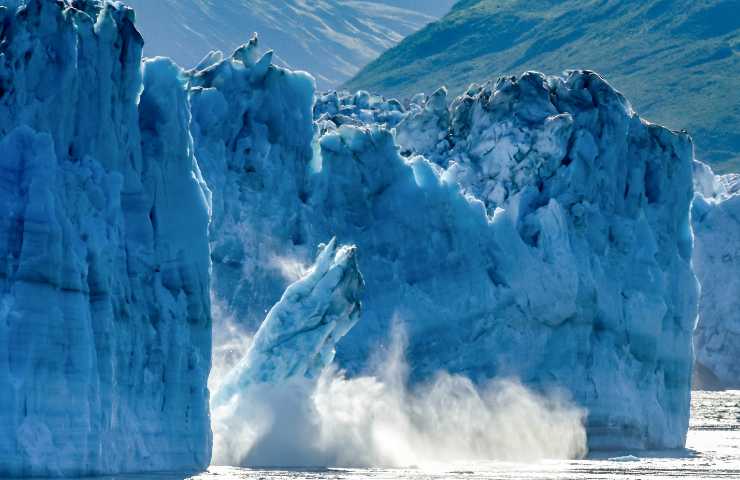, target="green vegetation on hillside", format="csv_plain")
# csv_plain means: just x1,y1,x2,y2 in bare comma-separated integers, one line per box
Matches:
345,0,740,173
